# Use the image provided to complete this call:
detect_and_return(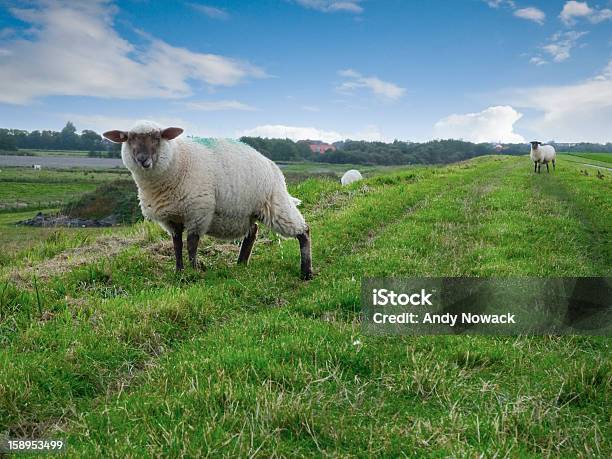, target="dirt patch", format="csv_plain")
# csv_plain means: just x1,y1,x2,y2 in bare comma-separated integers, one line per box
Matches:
9,234,142,285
